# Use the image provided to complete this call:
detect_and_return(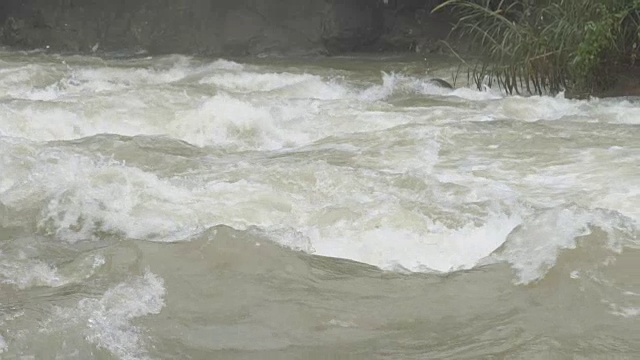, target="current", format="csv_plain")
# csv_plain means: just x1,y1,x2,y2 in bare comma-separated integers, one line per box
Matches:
0,50,639,359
